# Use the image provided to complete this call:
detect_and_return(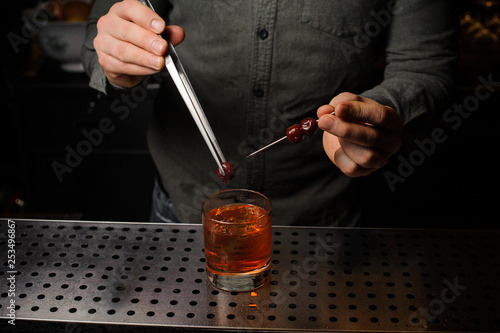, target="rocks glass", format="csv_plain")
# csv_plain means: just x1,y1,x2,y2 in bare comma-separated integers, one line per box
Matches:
202,189,272,291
